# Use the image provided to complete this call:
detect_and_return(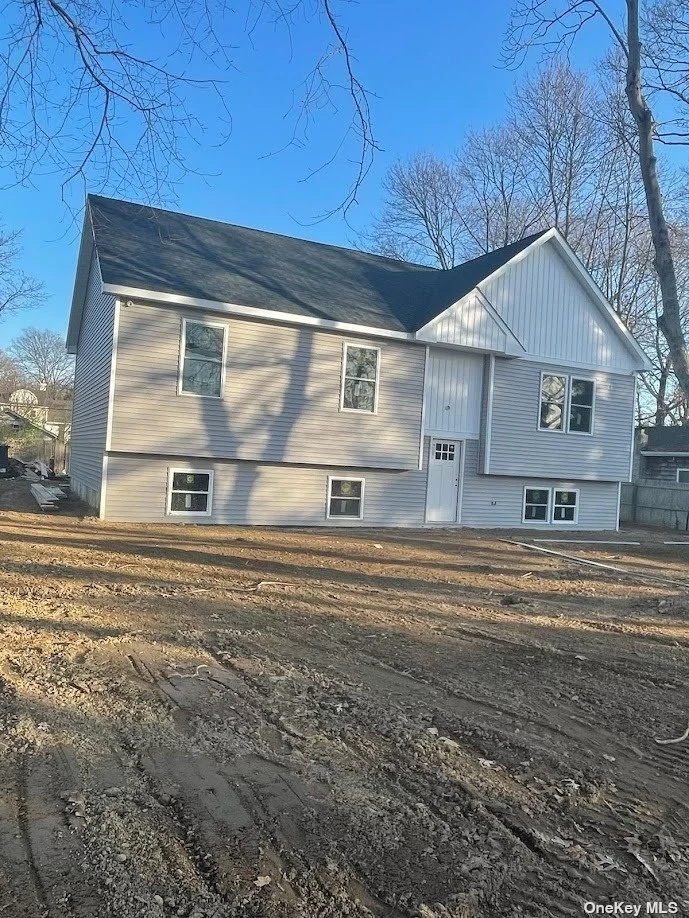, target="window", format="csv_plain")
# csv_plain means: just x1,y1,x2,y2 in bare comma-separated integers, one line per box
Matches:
180,320,226,397
677,469,689,483
167,470,213,515
553,489,578,523
434,442,456,461
327,478,364,519
540,375,567,431
539,373,595,434
341,345,379,412
569,379,594,434
523,488,550,522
